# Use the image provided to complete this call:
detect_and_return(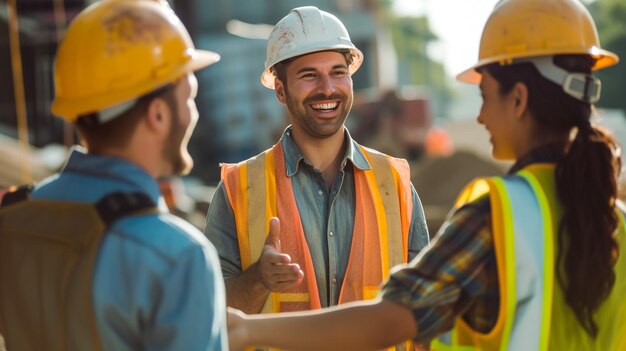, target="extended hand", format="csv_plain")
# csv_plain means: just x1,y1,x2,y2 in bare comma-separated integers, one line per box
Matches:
227,307,249,351
257,217,304,291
